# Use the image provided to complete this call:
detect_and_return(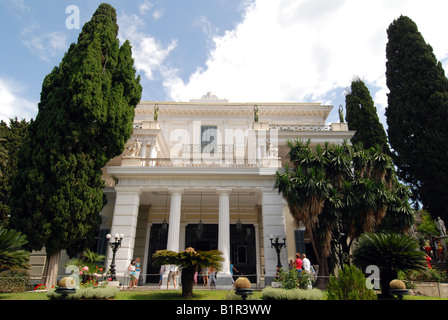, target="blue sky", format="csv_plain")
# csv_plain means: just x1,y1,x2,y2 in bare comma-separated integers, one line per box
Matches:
2,1,448,126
